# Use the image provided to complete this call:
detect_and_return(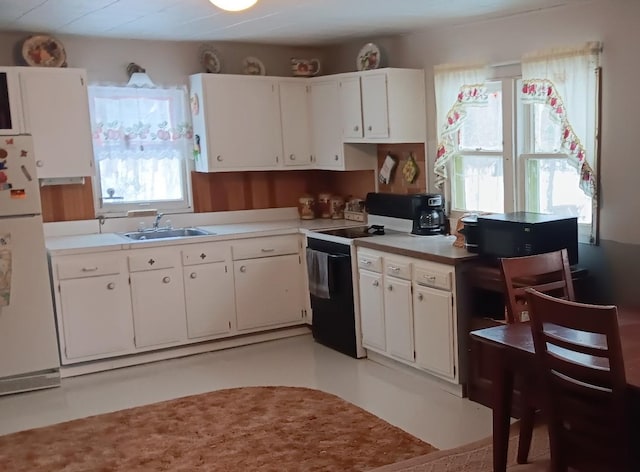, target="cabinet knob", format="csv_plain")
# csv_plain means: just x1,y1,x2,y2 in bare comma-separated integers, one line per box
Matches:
240,265,247,273
36,160,44,167
418,293,424,301
190,272,197,279
162,276,171,284
367,125,373,131
216,155,223,162
387,285,393,291
334,155,339,161
372,280,379,287
289,154,296,160
354,125,359,132
107,282,115,290
310,155,314,162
